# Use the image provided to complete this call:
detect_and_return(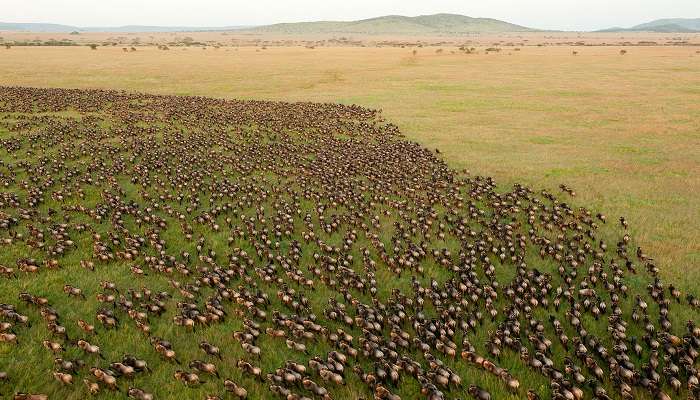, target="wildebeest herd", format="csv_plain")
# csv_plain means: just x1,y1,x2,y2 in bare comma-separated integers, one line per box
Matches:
0,86,697,400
